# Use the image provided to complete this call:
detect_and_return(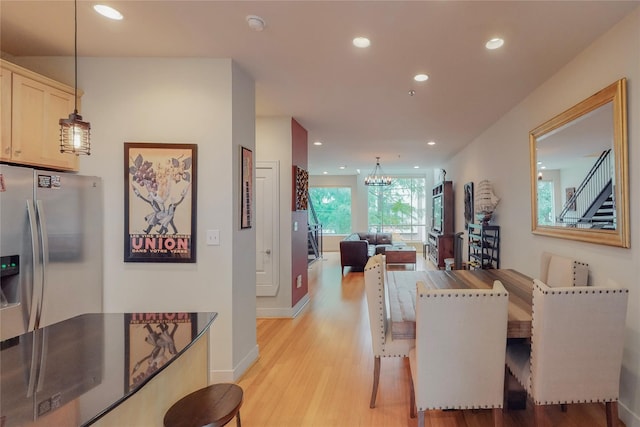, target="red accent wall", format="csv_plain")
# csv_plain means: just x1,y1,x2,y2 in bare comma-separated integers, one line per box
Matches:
291,119,308,307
